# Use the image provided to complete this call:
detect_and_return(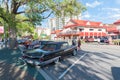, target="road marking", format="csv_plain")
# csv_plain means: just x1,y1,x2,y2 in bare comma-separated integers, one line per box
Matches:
36,66,53,80
58,53,87,80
